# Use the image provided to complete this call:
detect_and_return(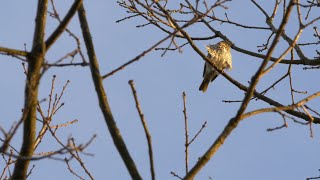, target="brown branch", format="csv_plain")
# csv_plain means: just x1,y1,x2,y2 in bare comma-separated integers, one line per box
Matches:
26,164,35,178
11,0,49,179
1,149,14,179
128,80,155,180
34,77,70,150
267,121,288,132
0,117,24,154
180,92,207,176
201,19,320,65
188,121,207,146
252,0,309,62
49,0,87,64
184,1,296,179
301,106,314,137
207,14,270,30
163,1,320,126
102,0,223,79
102,34,172,79
36,114,95,179
103,0,224,79
69,138,94,179
44,62,88,67
305,105,320,117
0,46,28,57
224,72,320,123
77,4,142,179
257,32,275,52
288,49,296,104
65,158,85,180
260,72,288,95
171,171,183,179
118,1,218,41
50,119,78,129
178,1,320,65
262,28,303,75
208,24,320,124
45,0,83,51
241,91,320,120
232,45,320,65
182,92,189,174
198,18,320,124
